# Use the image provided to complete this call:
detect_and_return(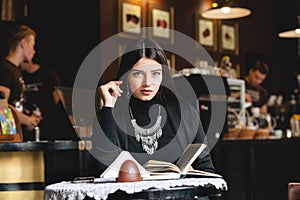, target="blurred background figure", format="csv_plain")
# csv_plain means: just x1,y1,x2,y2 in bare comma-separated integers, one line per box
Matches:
0,25,41,139
244,60,269,115
20,60,63,140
